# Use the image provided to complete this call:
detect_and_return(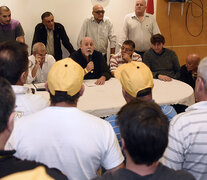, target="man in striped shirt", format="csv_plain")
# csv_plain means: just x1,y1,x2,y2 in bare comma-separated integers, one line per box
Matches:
109,40,142,76
162,57,207,180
